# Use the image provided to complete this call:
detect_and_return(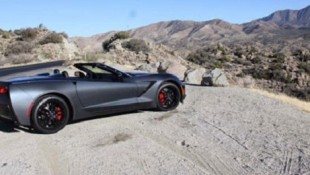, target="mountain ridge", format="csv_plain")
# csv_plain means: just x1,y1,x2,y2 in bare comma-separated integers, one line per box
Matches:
73,5,310,53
